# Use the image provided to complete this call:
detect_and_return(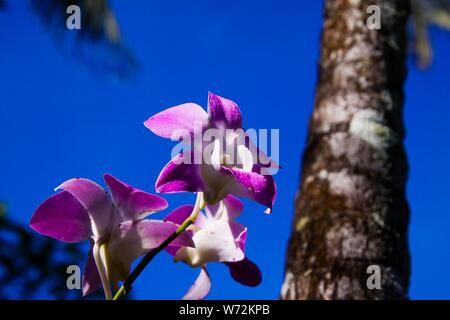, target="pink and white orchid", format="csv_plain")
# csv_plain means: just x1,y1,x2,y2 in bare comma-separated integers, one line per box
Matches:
30,174,194,299
164,195,261,300
144,92,277,213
